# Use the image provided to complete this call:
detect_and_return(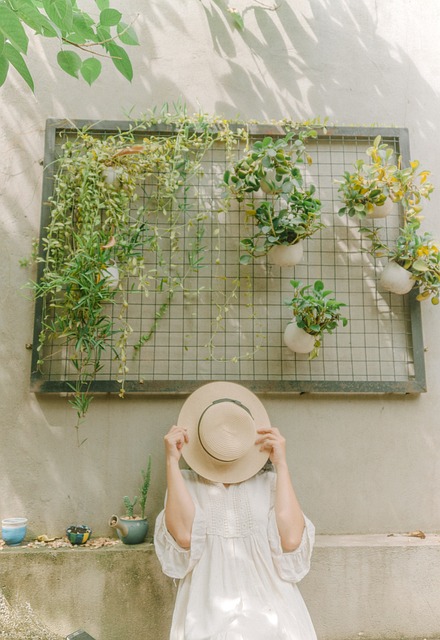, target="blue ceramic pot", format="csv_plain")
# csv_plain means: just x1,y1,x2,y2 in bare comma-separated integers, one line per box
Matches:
109,516,148,544
2,518,28,546
66,524,92,545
